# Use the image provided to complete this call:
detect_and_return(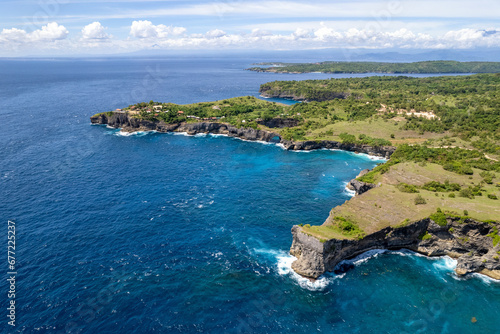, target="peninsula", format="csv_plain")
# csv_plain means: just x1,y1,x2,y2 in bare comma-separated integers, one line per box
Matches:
91,74,500,280
247,60,500,74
